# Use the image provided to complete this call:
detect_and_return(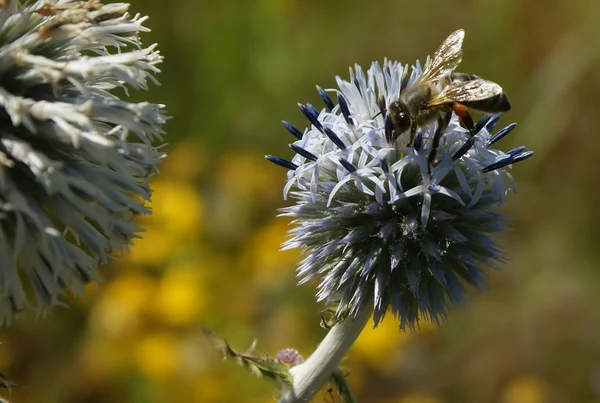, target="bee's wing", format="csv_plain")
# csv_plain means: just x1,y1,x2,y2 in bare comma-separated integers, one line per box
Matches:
428,79,503,106
419,29,465,83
